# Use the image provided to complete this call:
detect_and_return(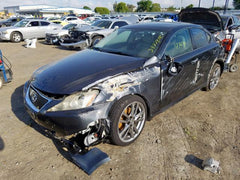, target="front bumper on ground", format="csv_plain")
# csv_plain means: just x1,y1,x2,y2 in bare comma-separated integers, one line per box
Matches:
60,39,89,49
23,82,111,137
